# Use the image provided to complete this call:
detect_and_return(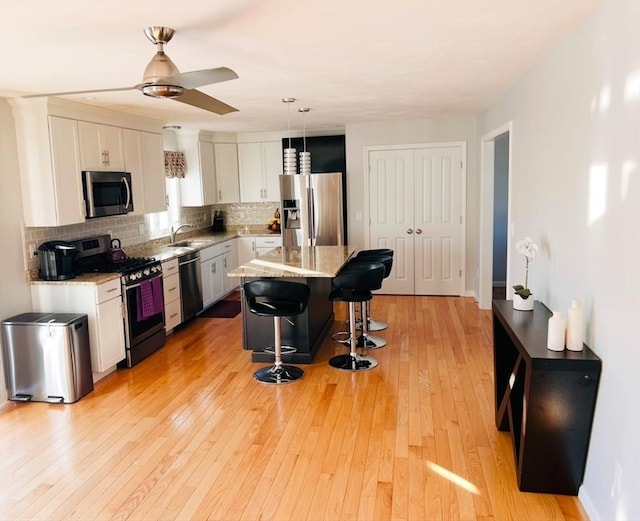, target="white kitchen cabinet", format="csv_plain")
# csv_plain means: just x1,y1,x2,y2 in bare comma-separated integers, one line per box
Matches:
238,141,283,202
30,277,126,375
177,133,217,207
162,258,181,332
78,121,125,170
214,143,240,203
123,129,167,214
255,235,282,256
200,243,225,308
238,237,256,266
222,239,239,294
11,113,86,227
